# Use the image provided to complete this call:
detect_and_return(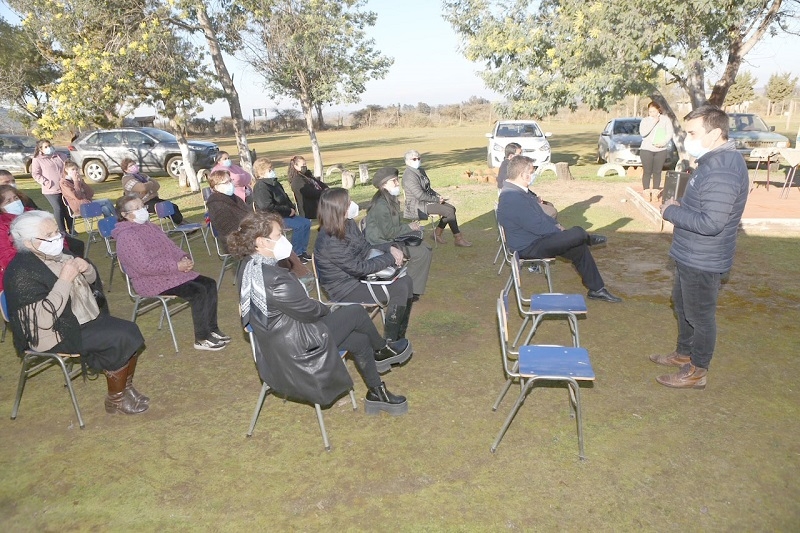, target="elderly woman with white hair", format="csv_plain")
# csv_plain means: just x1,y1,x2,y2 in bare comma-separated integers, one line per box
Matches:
401,149,471,247
4,210,149,415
